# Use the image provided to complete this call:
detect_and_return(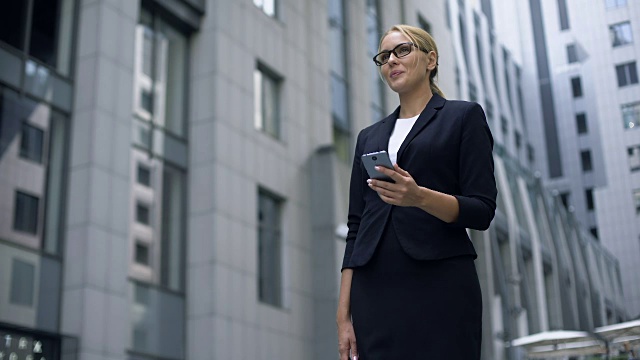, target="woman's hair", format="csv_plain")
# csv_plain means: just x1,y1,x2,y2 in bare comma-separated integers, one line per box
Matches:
379,25,444,98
